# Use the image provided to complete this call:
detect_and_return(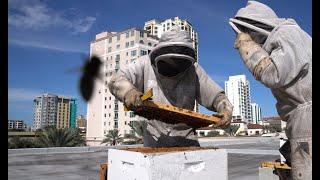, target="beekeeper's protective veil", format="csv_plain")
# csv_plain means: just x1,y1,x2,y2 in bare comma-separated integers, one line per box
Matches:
149,26,196,78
